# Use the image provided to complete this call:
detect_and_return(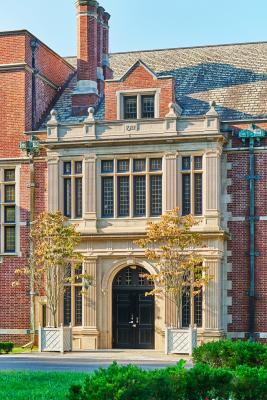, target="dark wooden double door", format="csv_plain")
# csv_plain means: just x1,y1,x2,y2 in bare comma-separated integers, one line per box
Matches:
112,267,155,349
